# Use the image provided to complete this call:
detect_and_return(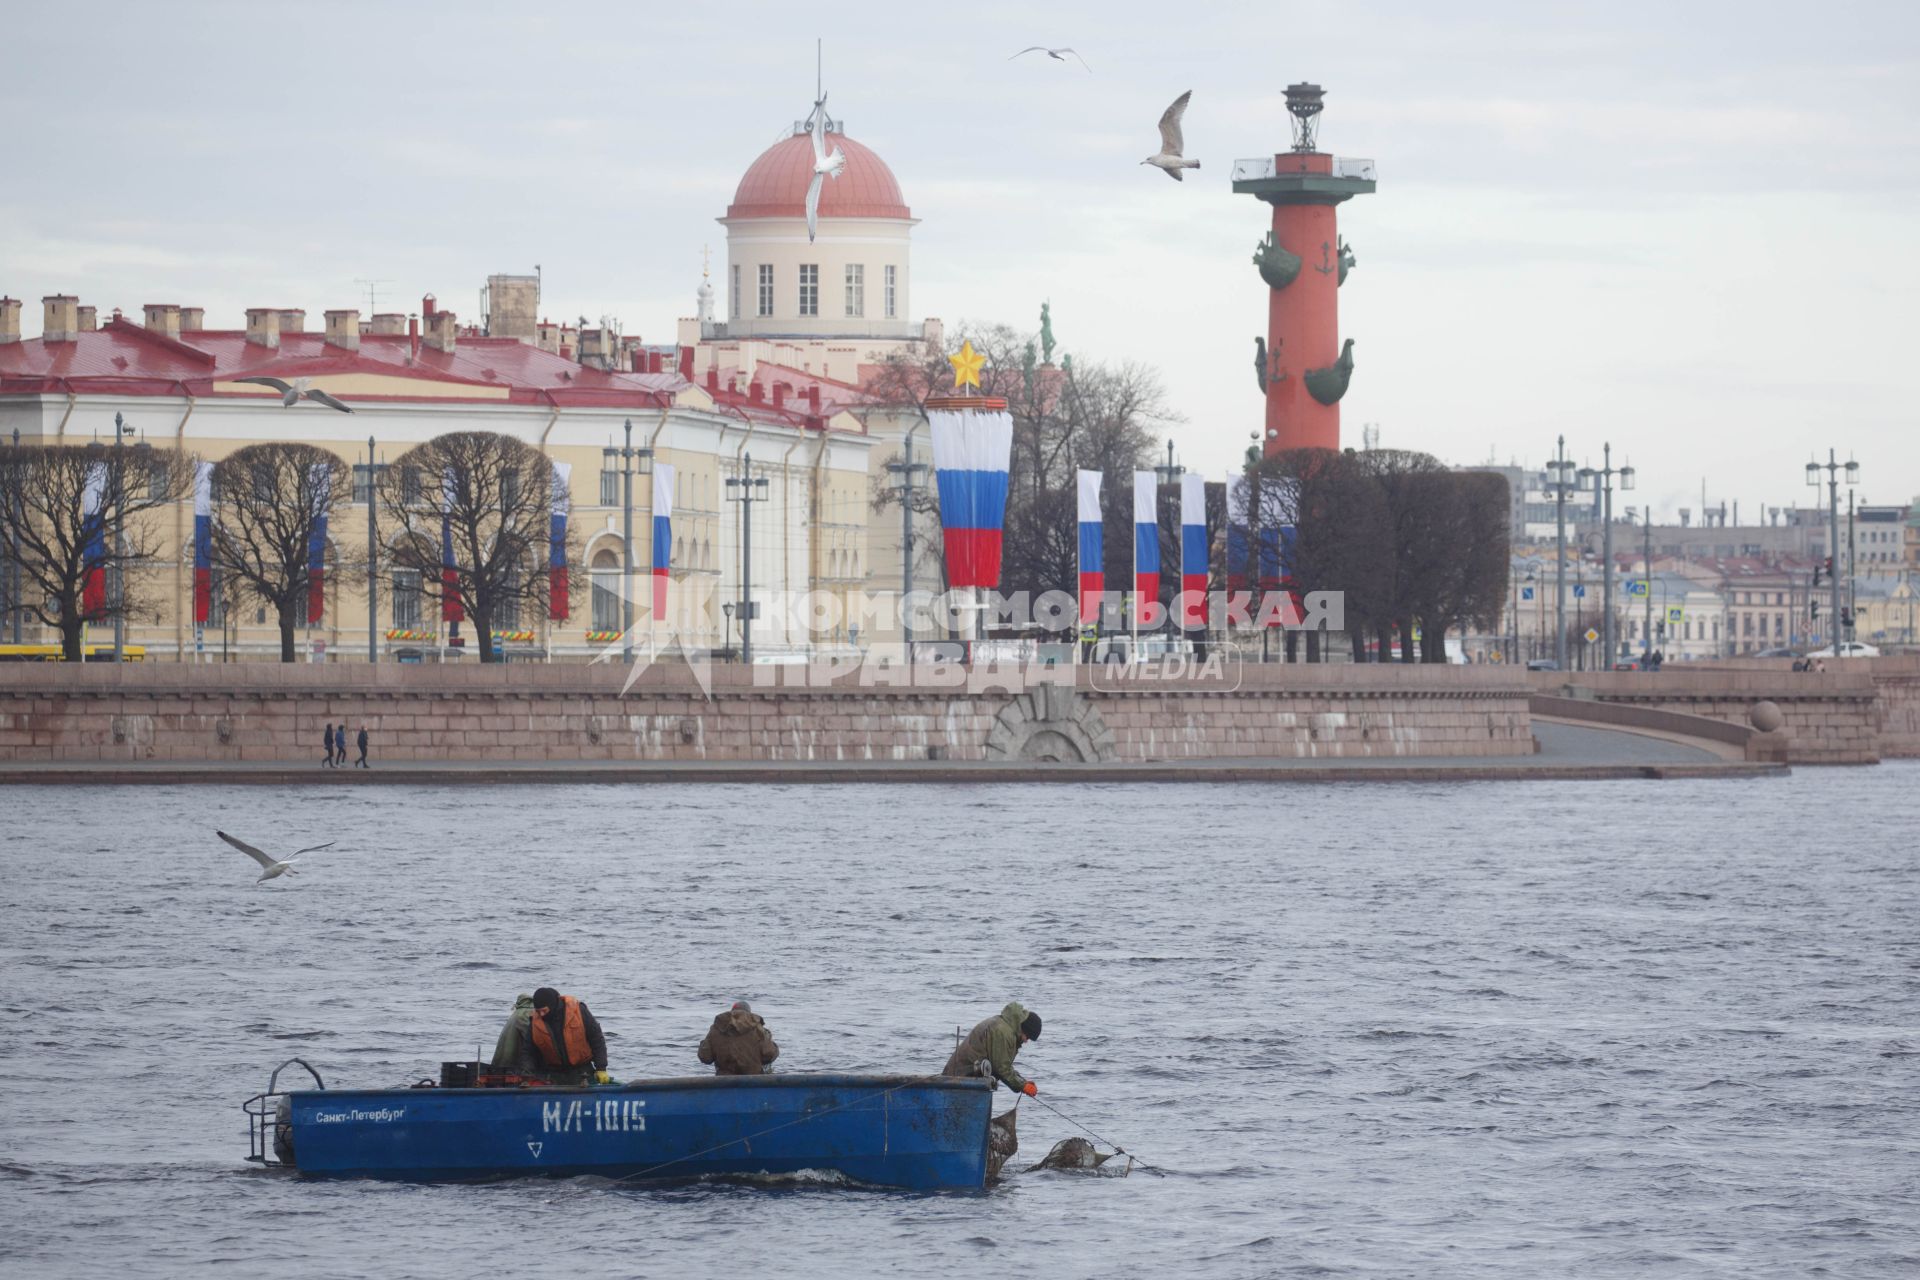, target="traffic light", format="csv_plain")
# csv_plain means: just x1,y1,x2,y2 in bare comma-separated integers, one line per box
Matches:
1810,600,1820,621
1841,607,1854,629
